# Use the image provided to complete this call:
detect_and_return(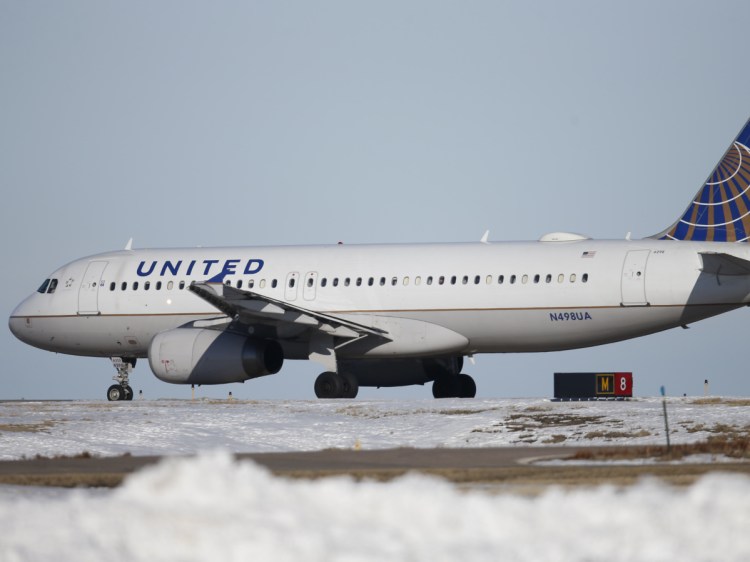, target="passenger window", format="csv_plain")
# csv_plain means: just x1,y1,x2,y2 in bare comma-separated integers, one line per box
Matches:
498,275,504,284
462,276,468,285
570,274,577,283
110,282,116,291
236,280,242,289
510,275,516,284
47,279,58,294
533,275,539,284
368,277,374,286
179,281,185,290
156,281,162,290
289,278,295,288
391,277,397,286
133,281,139,290
37,279,51,294
356,277,362,286
582,273,589,283
321,278,327,288
248,280,255,289
427,276,433,285
260,279,267,289
475,275,481,285
546,274,552,283
333,278,339,287
558,274,564,284
225,280,231,286
486,275,492,285
379,277,386,286
145,281,151,291
167,281,173,290
272,279,278,288
450,276,457,285
122,282,128,291
403,277,410,286
439,276,445,285
345,278,351,287
307,278,314,288
521,275,528,284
